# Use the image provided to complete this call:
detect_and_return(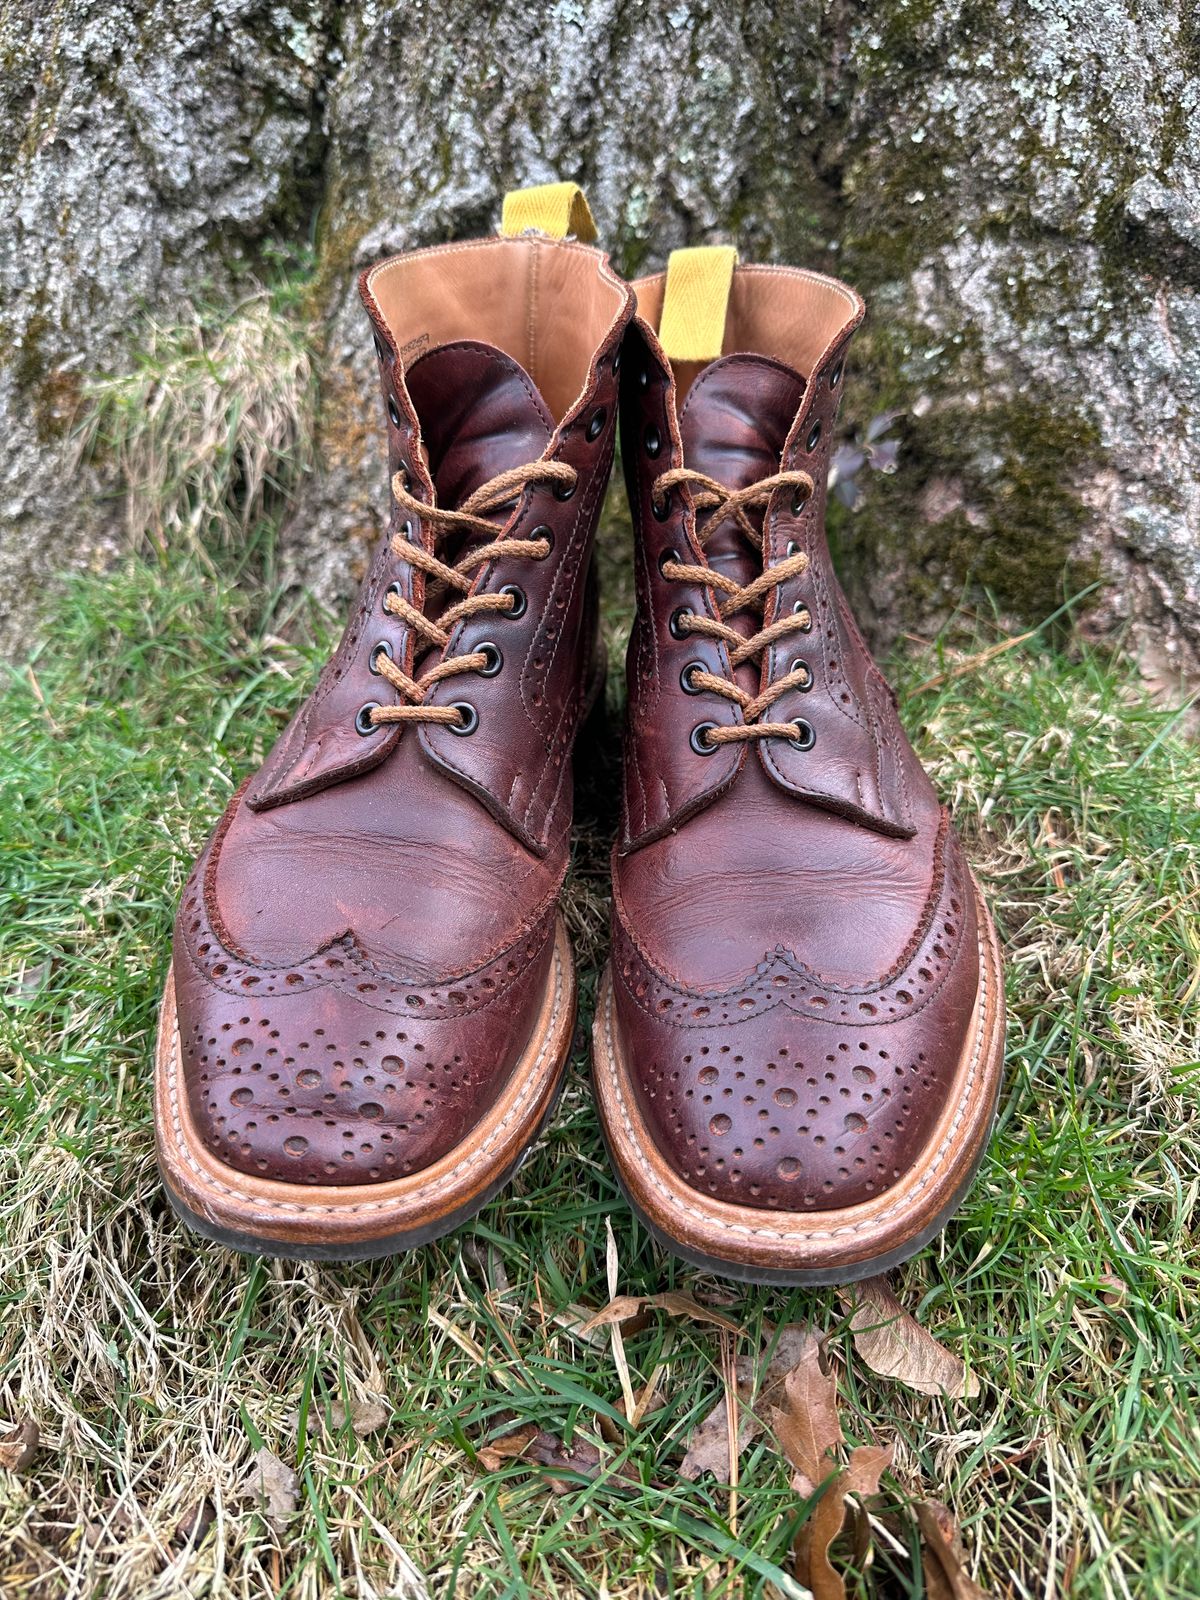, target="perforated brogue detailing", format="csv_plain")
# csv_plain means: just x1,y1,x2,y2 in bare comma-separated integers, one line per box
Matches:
175,942,551,1187
609,827,981,1212
621,1023,961,1210
170,861,556,1186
